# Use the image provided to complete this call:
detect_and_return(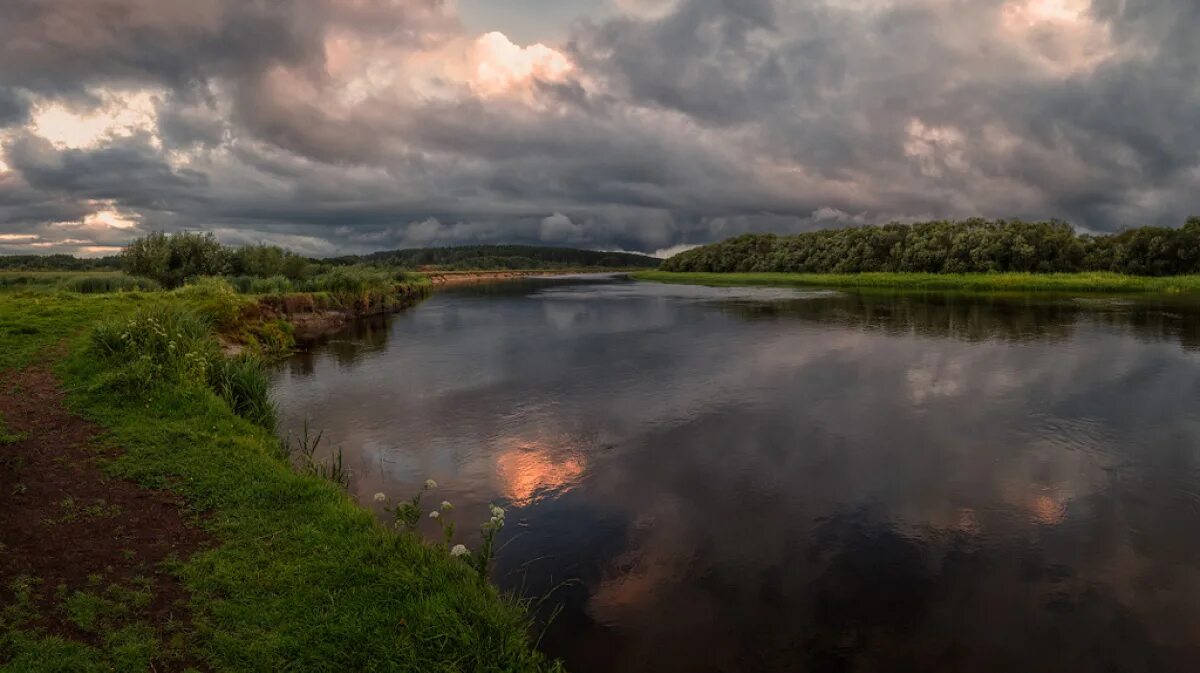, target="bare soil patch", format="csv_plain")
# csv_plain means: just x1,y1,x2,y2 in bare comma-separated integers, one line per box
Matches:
0,365,210,669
